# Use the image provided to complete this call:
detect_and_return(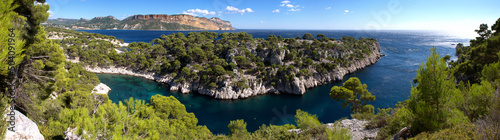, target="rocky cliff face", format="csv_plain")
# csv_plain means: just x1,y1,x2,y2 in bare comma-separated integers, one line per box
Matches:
83,42,381,99
124,14,234,30
278,42,381,95
45,14,235,30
